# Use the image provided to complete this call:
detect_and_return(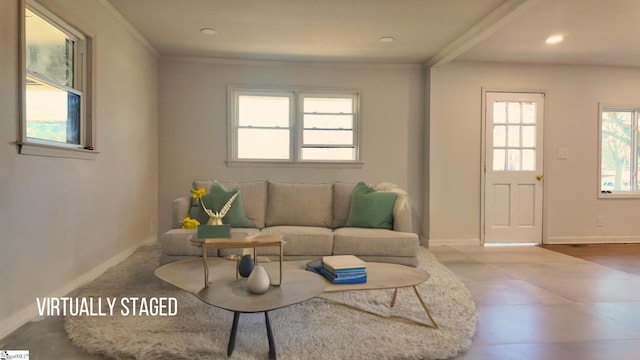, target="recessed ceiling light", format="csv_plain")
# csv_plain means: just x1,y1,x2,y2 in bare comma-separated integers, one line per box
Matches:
379,36,395,43
545,34,564,45
200,28,217,36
